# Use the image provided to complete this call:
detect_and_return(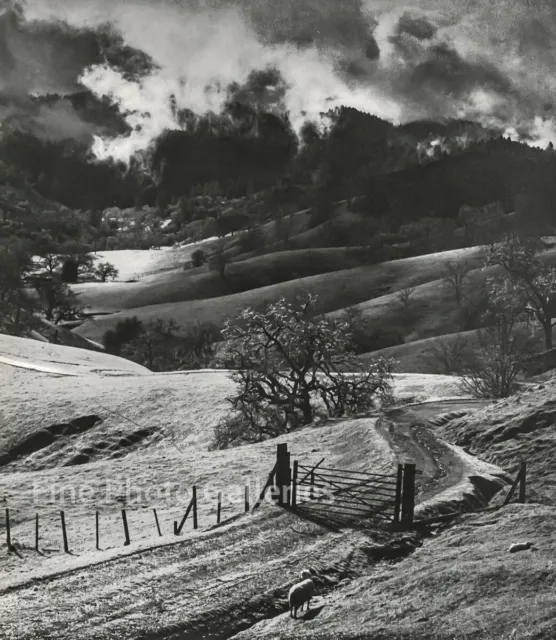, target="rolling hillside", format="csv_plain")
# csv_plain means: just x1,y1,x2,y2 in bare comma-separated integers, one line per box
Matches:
1,335,555,639
0,335,471,588
73,248,372,314
74,246,487,342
